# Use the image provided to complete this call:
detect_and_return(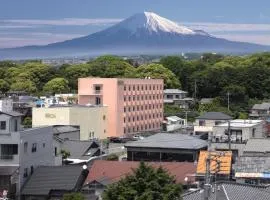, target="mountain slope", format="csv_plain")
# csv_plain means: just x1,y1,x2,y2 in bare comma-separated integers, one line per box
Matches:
0,12,269,59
